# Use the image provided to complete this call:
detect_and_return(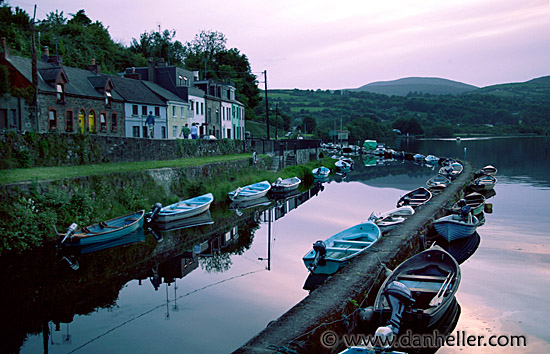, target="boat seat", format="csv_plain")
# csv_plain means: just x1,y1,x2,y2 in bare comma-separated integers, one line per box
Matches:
325,246,363,252
397,274,447,282
333,240,372,247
